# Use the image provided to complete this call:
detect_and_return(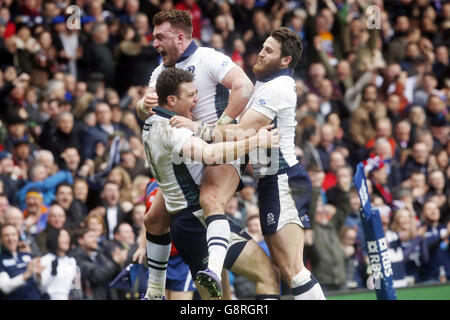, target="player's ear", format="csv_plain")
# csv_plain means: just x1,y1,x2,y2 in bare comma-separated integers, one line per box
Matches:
167,95,177,107
177,32,184,44
281,55,292,68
